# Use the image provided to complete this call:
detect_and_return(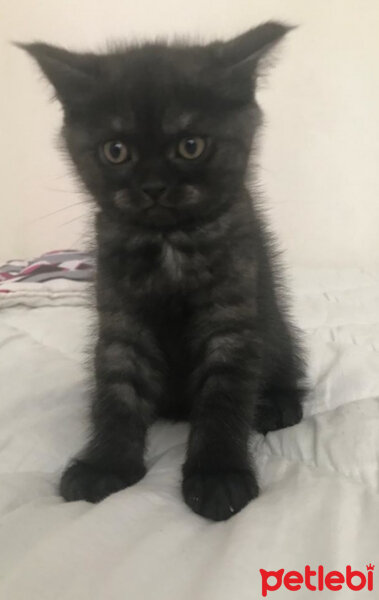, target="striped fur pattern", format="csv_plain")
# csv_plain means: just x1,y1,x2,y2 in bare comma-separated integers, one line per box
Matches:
21,22,306,520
